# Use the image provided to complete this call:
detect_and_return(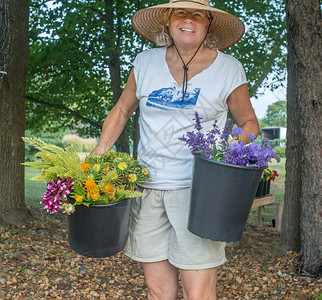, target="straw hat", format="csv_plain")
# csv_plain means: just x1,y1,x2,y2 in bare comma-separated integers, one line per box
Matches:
131,0,245,50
